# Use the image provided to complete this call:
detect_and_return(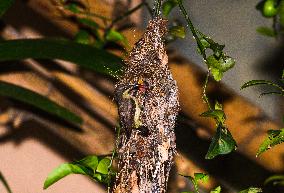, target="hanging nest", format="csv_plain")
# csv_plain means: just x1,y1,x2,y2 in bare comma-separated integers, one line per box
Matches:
113,17,180,193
